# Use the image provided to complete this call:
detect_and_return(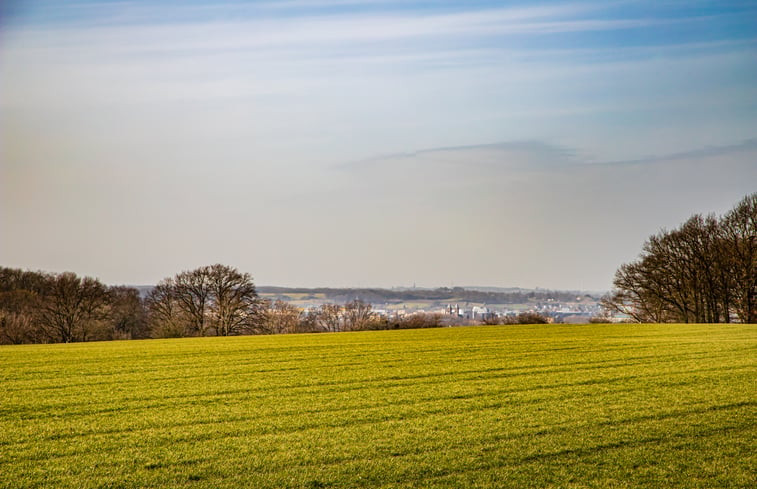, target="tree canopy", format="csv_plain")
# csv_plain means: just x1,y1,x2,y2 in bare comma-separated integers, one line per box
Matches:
603,193,756,323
